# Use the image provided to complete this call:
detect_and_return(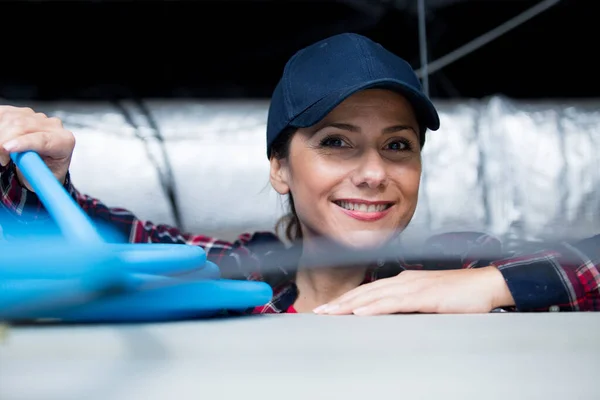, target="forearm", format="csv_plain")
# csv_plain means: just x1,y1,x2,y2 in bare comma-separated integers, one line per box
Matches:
491,236,600,312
